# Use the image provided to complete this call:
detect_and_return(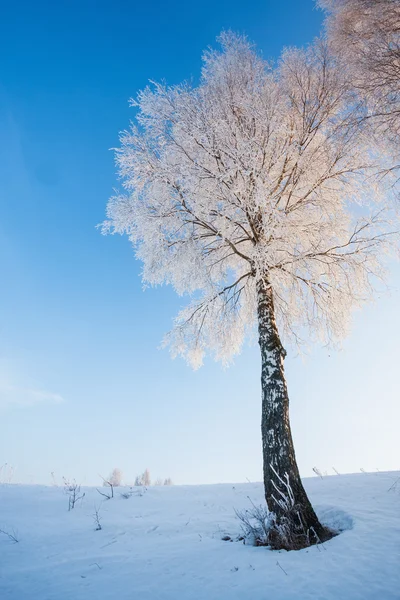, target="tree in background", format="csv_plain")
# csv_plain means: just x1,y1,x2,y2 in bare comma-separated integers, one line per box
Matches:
134,469,151,487
106,468,122,487
142,468,151,487
319,0,400,176
104,33,397,548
